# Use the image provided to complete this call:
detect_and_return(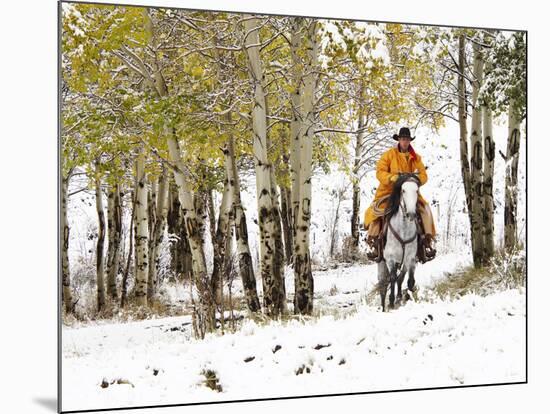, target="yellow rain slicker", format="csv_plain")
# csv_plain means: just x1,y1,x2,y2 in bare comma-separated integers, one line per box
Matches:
364,147,435,235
